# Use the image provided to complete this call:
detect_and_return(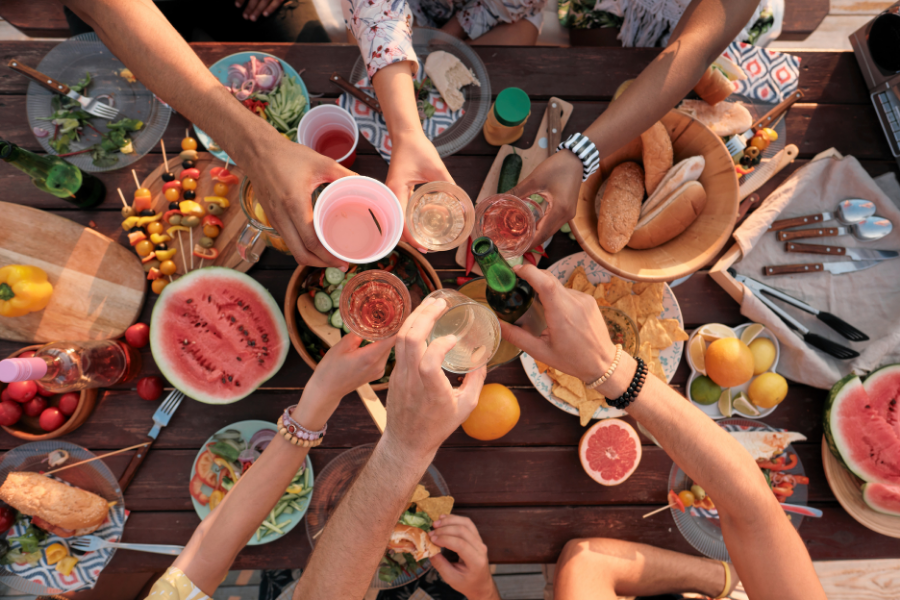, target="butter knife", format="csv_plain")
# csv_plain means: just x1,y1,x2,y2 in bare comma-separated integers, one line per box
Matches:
763,260,883,277
784,242,899,261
